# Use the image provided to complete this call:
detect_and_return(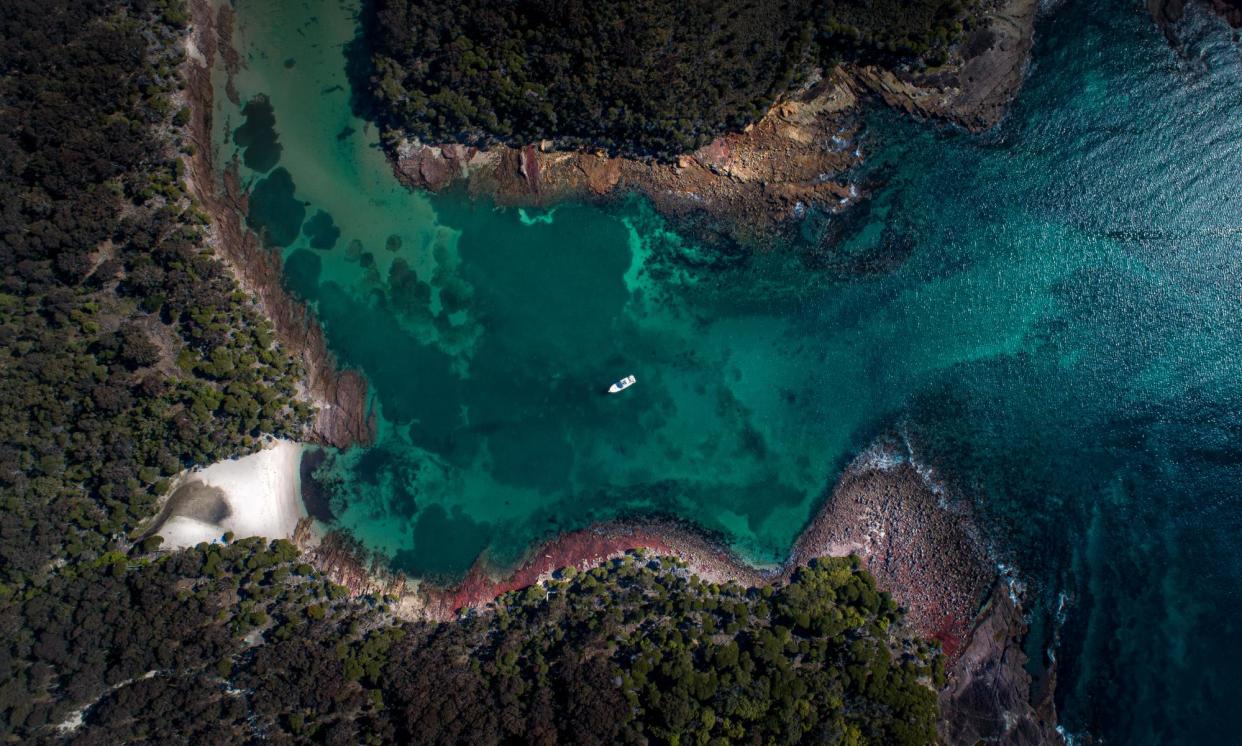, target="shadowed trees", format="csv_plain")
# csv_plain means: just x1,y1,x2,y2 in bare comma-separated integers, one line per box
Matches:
367,0,975,159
